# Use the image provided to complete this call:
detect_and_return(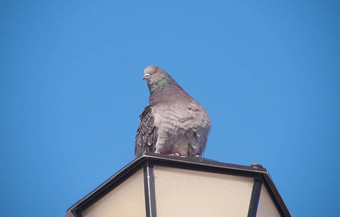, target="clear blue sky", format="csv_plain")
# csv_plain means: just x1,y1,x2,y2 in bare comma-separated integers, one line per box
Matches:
1,1,339,216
